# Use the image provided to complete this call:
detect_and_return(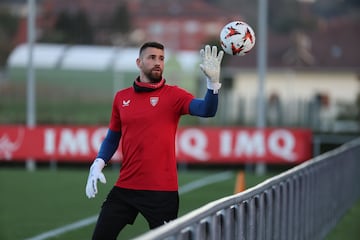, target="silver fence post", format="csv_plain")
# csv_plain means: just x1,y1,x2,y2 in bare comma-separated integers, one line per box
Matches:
287,179,294,240
273,186,281,240
225,206,236,240
257,194,265,240
238,202,246,240
292,176,301,240
248,198,256,240
264,190,273,240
